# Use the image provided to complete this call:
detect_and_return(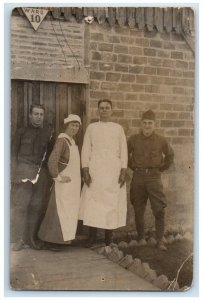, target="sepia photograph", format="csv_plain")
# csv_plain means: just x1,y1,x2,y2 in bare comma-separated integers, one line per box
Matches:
9,5,195,292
